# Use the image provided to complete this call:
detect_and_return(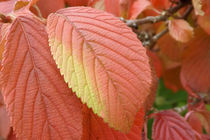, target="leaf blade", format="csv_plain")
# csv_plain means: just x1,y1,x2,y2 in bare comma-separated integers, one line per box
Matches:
0,15,83,139
47,7,156,132
152,110,197,140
